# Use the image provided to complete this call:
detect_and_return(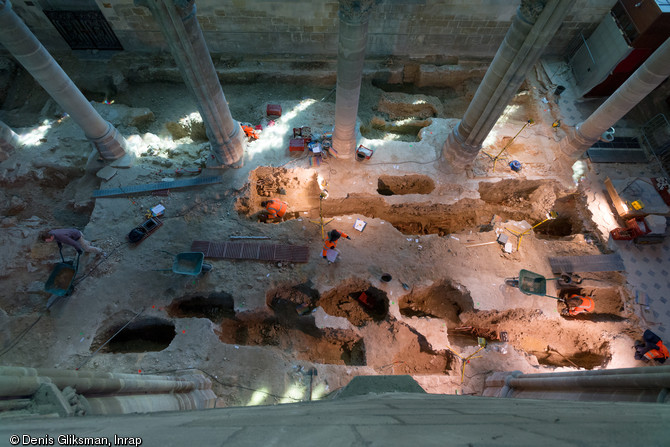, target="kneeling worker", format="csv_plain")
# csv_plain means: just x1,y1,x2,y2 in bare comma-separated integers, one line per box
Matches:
260,198,288,222
322,229,351,262
635,329,669,363
561,294,595,316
